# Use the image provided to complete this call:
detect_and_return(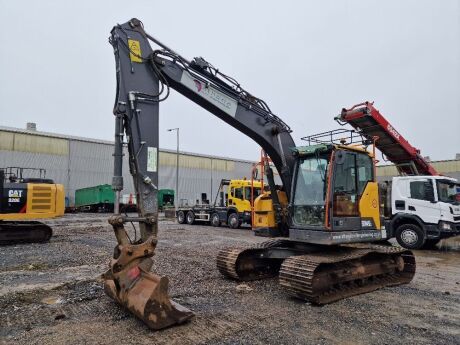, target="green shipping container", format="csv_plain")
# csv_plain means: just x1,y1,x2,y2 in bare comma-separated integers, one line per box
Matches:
158,189,174,209
75,184,115,207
